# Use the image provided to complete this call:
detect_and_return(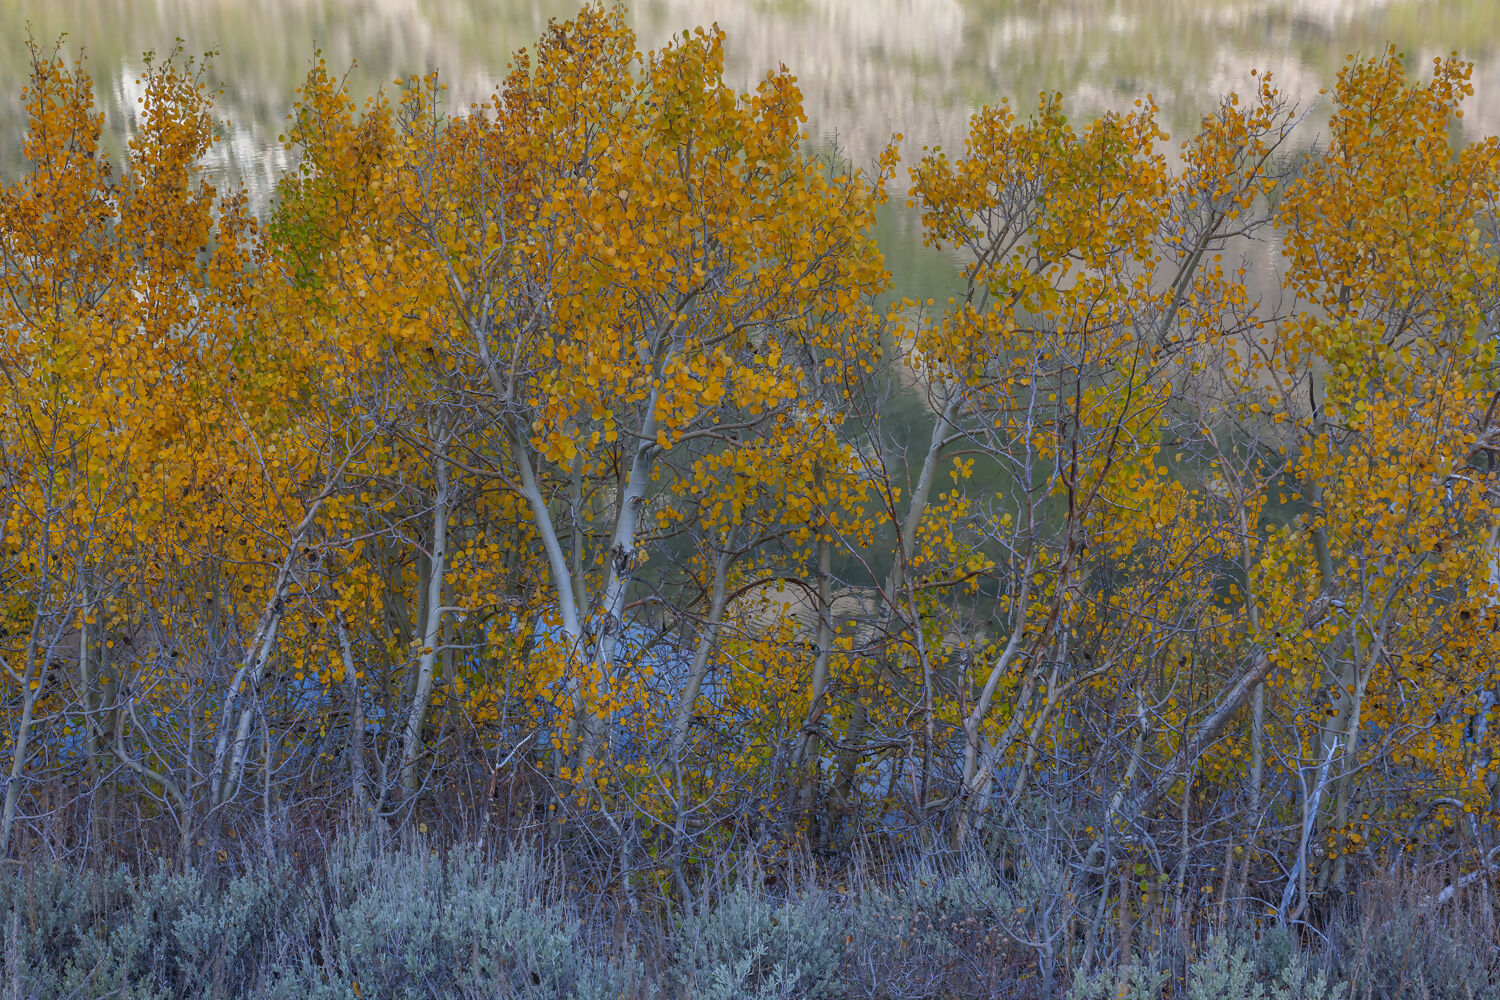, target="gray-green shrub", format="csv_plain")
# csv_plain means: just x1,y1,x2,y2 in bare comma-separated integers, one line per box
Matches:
674,881,843,1000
